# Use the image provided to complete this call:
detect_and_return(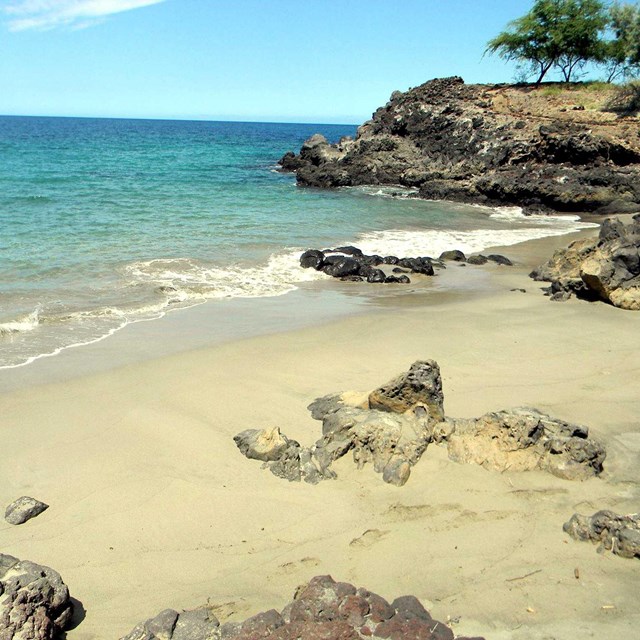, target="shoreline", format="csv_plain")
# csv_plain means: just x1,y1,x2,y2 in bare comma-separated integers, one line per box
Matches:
0,224,597,393
2,220,639,639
